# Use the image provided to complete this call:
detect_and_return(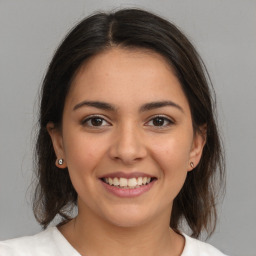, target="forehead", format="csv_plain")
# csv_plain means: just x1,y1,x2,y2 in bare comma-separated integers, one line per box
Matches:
67,47,190,113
